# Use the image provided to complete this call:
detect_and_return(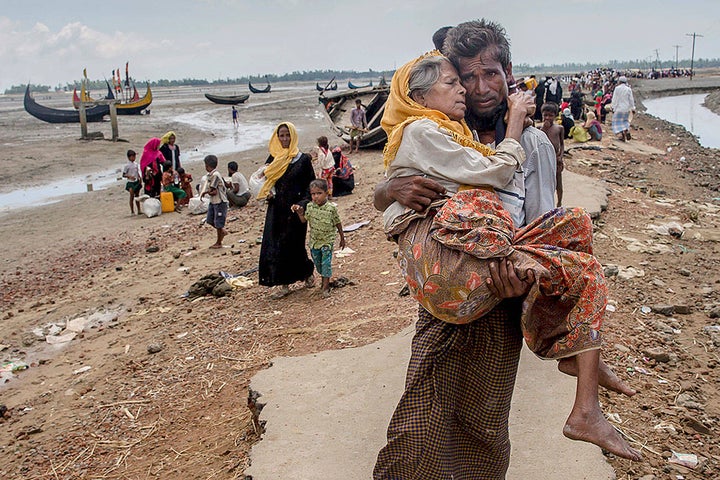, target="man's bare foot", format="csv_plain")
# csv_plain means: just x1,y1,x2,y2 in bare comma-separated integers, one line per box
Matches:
563,407,642,461
209,243,223,249
558,357,636,397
